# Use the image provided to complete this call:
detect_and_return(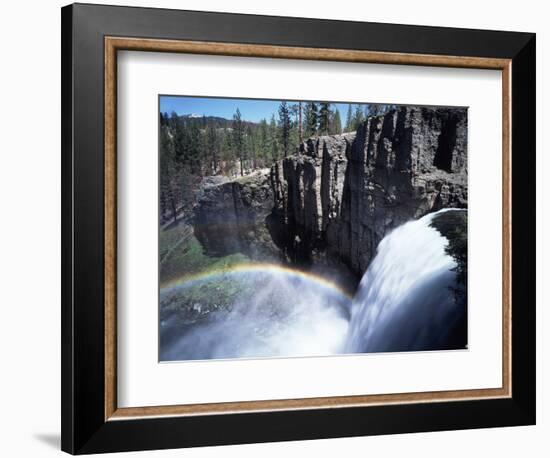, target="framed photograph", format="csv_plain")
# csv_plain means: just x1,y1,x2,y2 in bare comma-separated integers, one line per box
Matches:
61,3,536,454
